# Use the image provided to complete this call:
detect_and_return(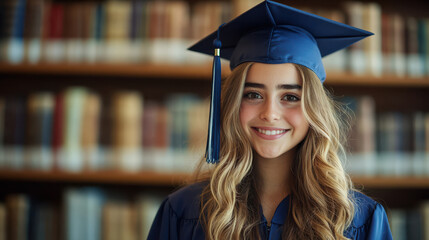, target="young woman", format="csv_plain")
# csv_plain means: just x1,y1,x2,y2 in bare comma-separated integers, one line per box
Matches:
148,1,392,239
